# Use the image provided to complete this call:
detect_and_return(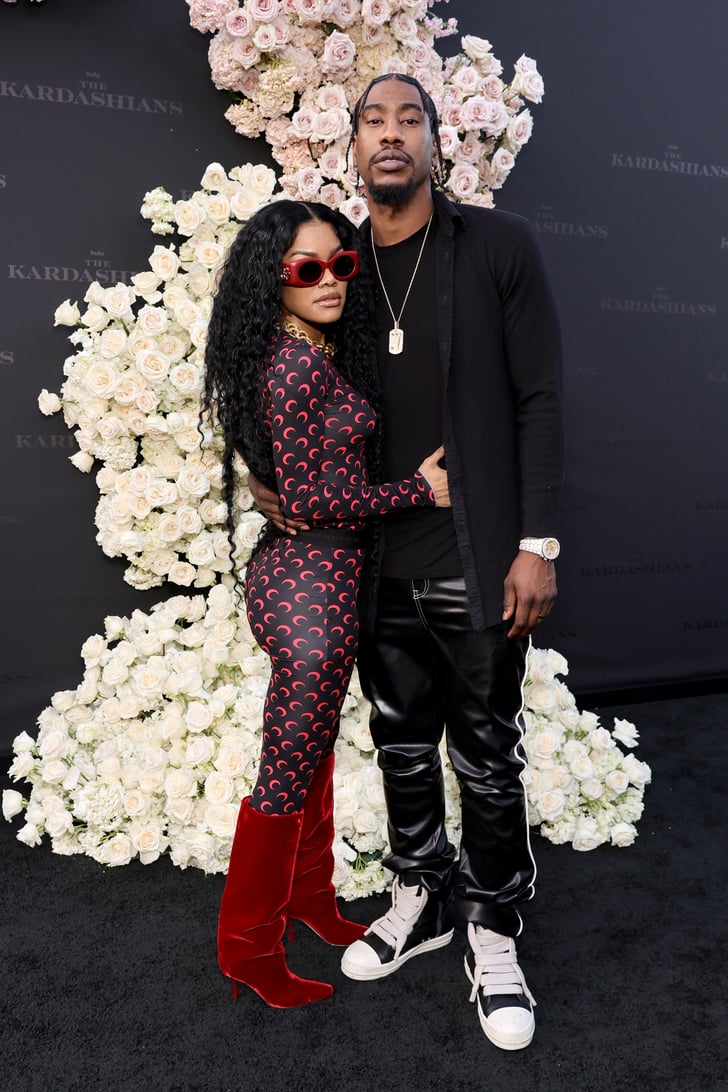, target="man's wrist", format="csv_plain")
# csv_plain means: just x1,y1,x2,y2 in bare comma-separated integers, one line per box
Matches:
519,536,560,561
